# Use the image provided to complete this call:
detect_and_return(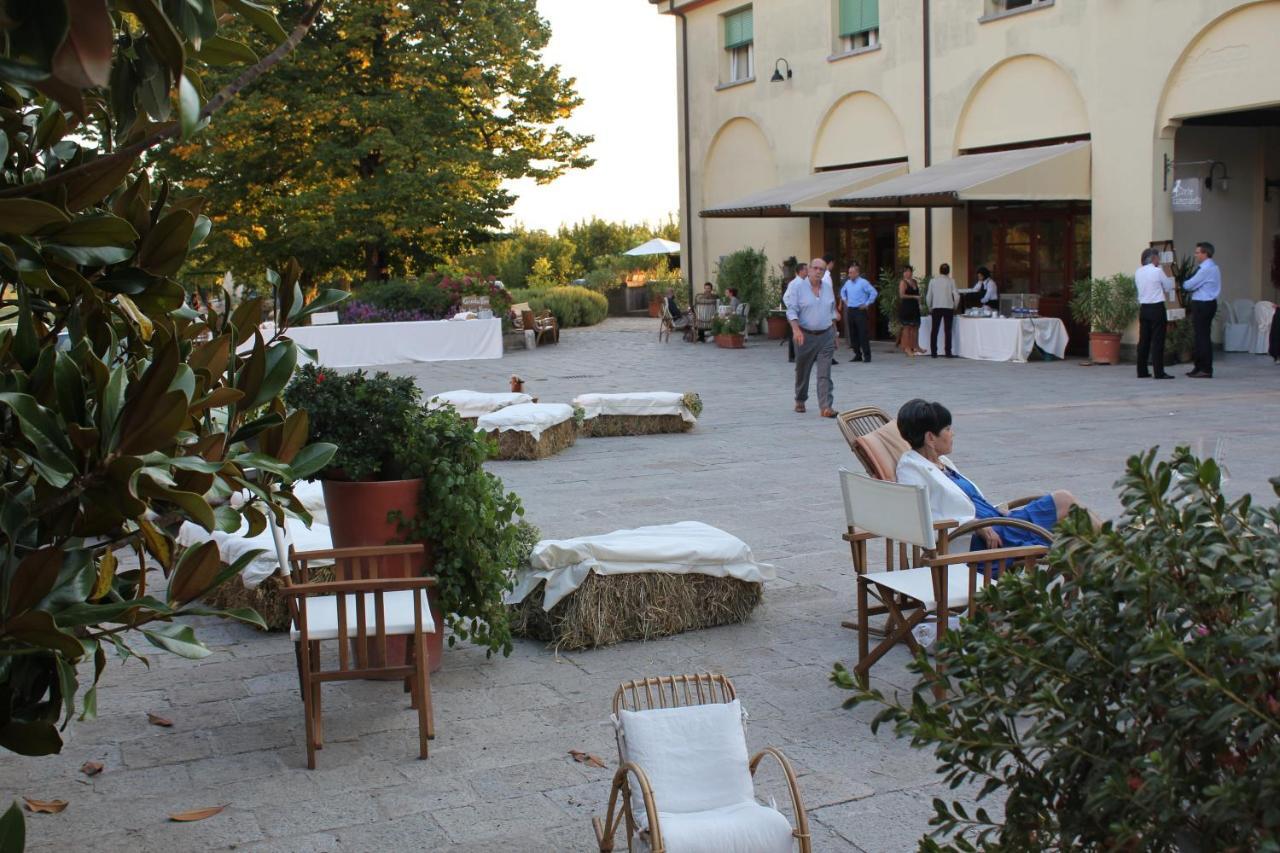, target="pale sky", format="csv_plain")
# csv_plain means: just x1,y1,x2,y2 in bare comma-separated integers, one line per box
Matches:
503,0,679,233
